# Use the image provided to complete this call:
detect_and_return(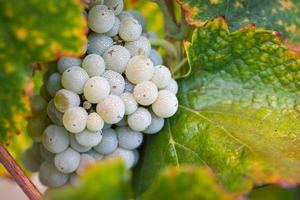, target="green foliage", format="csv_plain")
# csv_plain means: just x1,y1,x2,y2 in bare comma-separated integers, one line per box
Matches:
177,0,300,42
133,17,300,195
46,160,132,200
0,0,86,143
